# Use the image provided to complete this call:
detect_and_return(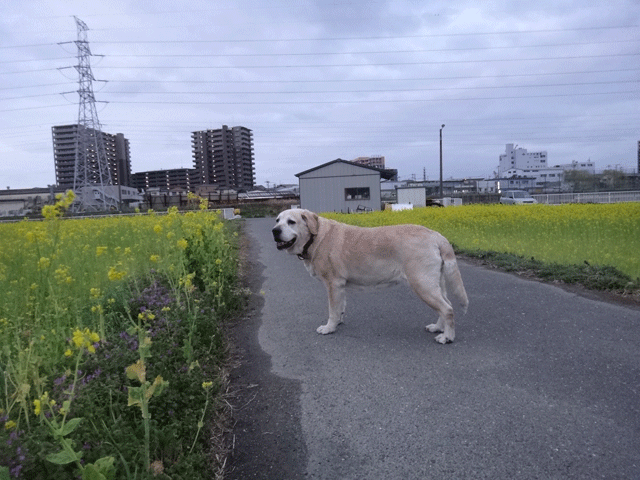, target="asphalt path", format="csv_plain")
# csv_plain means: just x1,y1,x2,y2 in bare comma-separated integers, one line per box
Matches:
227,217,640,480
